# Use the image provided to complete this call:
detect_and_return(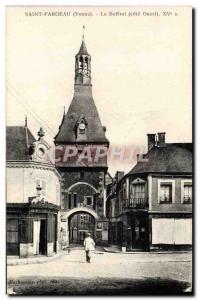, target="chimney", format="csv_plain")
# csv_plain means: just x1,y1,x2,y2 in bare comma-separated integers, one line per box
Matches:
147,134,156,151
115,171,125,183
157,132,166,147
